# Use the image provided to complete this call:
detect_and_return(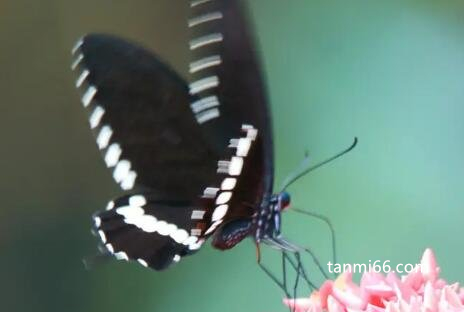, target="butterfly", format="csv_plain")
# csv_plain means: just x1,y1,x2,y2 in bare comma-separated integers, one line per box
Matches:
71,0,356,294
